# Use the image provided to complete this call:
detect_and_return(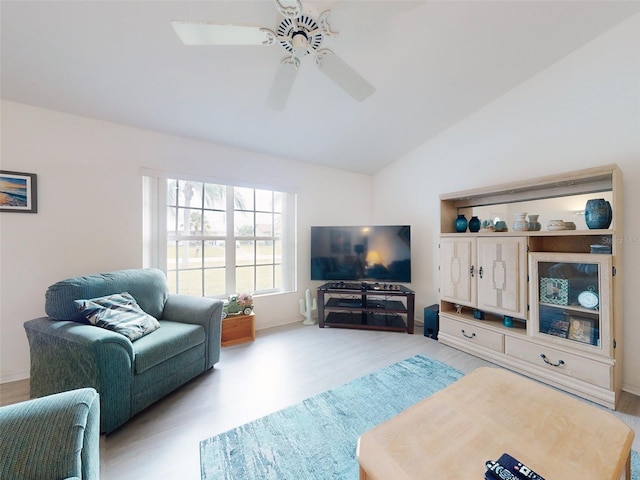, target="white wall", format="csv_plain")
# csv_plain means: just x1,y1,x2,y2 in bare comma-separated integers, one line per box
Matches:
0,101,372,382
373,14,640,393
